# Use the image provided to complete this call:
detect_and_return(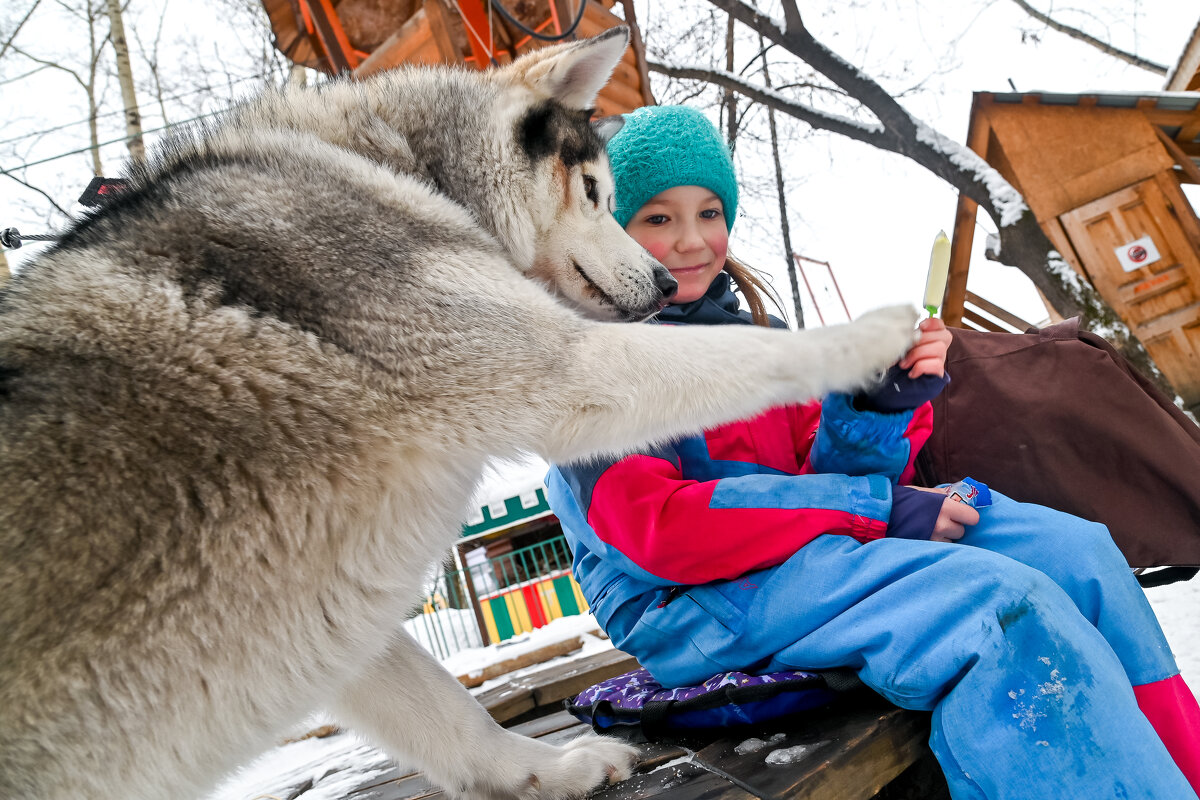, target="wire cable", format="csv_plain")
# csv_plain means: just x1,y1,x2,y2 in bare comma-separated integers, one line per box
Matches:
0,109,224,174
0,73,266,148
489,0,586,42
